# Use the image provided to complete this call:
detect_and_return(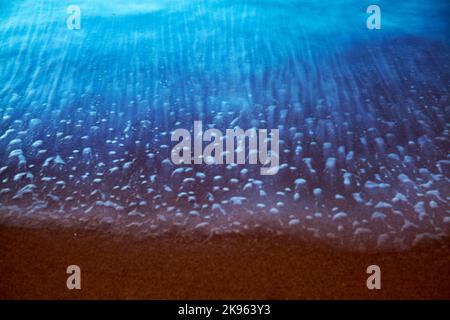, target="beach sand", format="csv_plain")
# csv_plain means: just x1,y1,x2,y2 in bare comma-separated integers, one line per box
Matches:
0,225,449,299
